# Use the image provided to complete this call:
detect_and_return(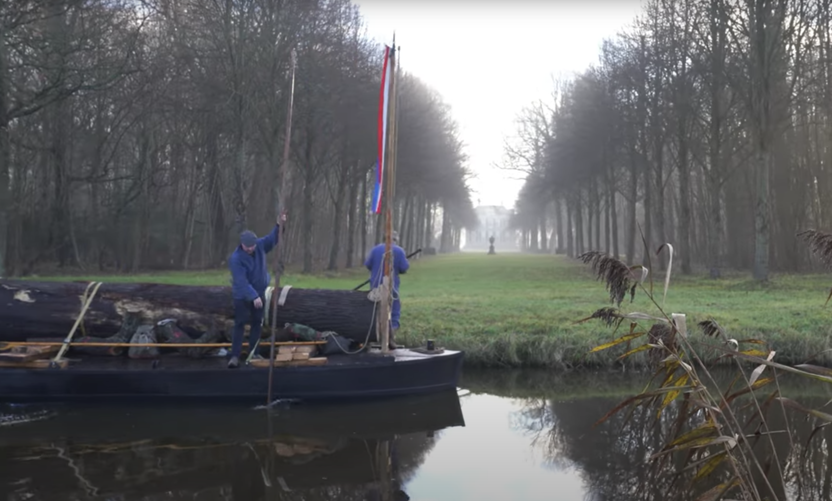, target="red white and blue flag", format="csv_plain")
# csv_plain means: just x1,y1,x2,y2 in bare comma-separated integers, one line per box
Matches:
371,45,393,214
